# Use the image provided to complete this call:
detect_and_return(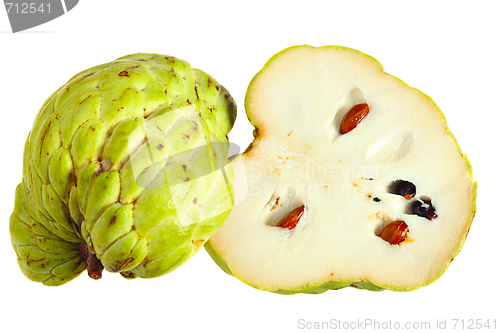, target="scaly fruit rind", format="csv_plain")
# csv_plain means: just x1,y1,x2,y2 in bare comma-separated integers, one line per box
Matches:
10,183,86,286
11,53,236,285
